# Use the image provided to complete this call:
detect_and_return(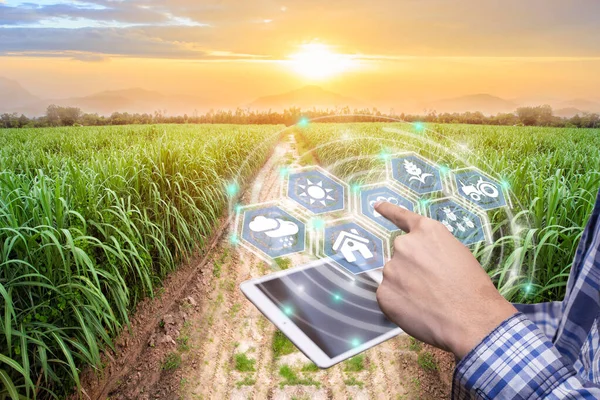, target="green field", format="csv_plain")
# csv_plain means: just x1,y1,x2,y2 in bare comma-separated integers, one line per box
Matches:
1,122,599,398
298,122,600,301
0,124,280,398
